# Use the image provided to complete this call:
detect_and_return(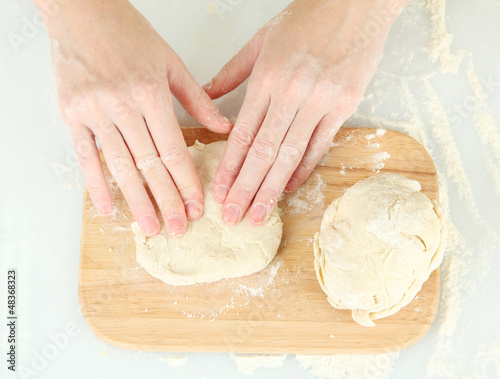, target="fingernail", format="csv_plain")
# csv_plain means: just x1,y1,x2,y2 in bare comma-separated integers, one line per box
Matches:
213,185,229,203
202,80,213,91
140,215,160,237
285,177,298,192
185,201,202,220
97,201,112,216
223,204,241,225
217,112,232,129
167,215,187,237
249,203,268,225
